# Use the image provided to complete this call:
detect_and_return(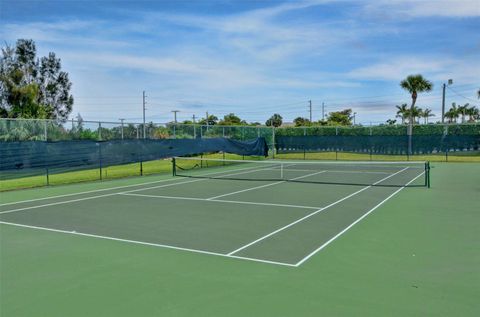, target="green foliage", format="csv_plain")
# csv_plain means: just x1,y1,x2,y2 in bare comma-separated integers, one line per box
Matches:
0,39,73,121
265,113,282,127
198,114,218,126
218,113,246,125
293,117,311,127
326,109,353,126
